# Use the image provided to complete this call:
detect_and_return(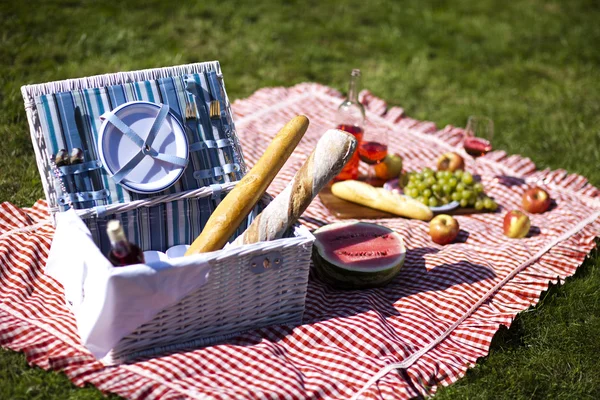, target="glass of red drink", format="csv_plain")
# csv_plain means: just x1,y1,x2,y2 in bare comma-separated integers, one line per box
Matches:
334,123,364,181
357,123,388,185
464,116,493,159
